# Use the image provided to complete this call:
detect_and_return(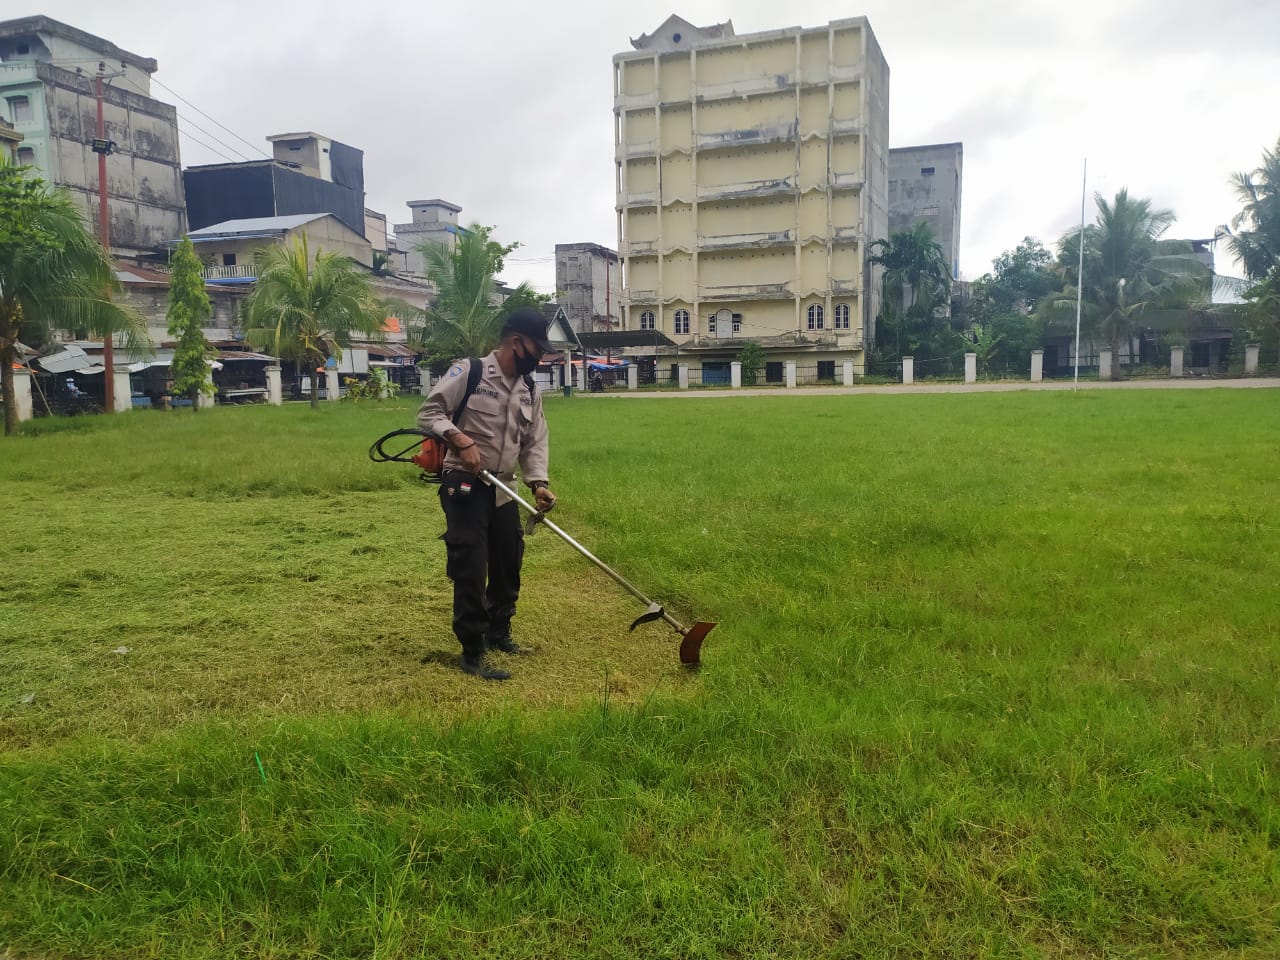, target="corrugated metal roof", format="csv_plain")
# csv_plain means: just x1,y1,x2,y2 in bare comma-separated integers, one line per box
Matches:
187,213,327,239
